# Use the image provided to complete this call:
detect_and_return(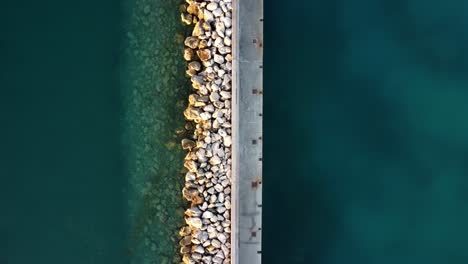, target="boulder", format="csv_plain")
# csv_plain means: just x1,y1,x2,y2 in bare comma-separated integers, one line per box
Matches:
184,36,199,49
181,138,196,150
184,48,195,61
181,13,193,25
197,49,212,62
186,217,203,229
